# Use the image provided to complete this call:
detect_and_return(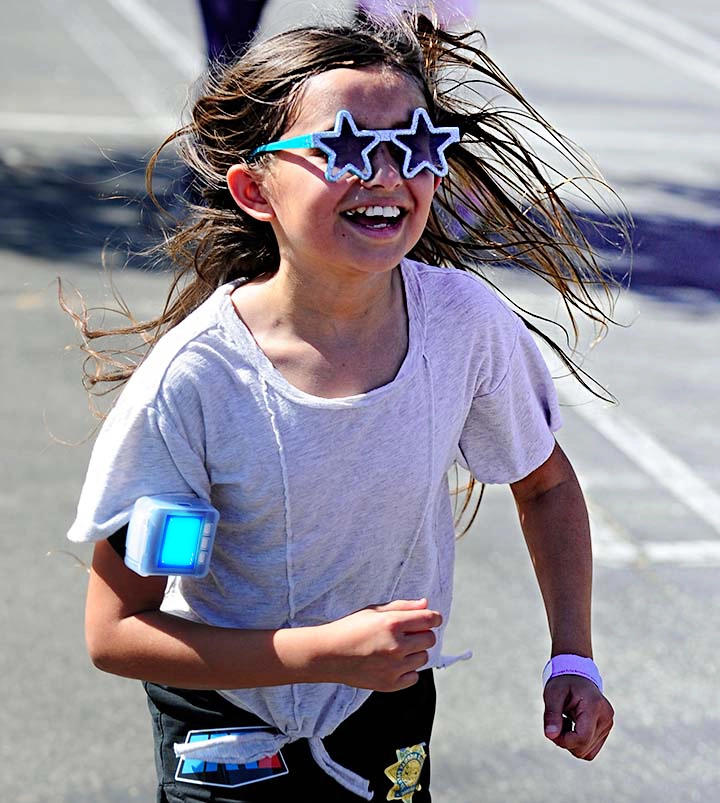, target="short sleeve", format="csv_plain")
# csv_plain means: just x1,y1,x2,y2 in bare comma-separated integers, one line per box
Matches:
457,320,562,484
67,399,210,543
